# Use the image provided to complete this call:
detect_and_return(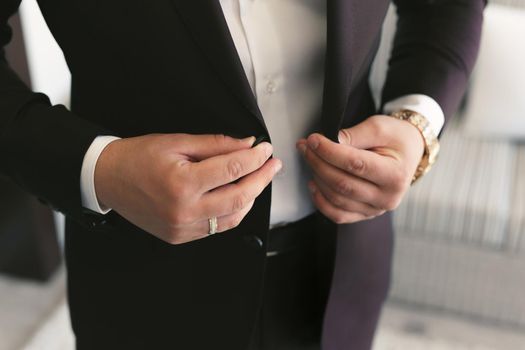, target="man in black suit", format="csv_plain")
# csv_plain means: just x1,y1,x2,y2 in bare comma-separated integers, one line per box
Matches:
0,0,484,349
